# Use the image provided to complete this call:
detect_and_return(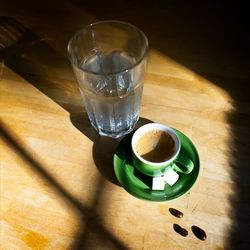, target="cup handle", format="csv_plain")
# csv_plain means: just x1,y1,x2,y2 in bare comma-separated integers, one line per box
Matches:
171,154,194,174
